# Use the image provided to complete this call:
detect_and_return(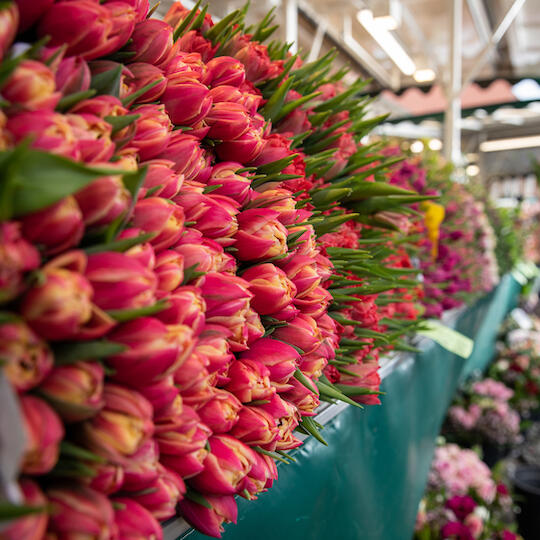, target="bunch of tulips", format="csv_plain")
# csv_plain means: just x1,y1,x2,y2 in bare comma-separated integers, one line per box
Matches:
0,1,435,538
